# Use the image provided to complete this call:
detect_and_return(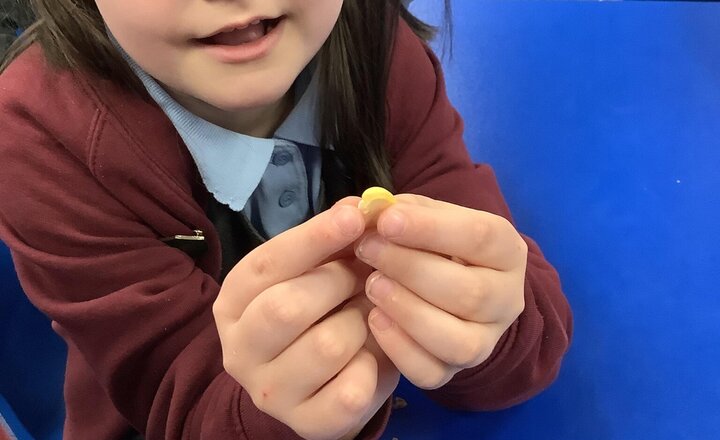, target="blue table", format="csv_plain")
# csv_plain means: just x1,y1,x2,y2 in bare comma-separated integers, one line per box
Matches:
381,1,720,439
